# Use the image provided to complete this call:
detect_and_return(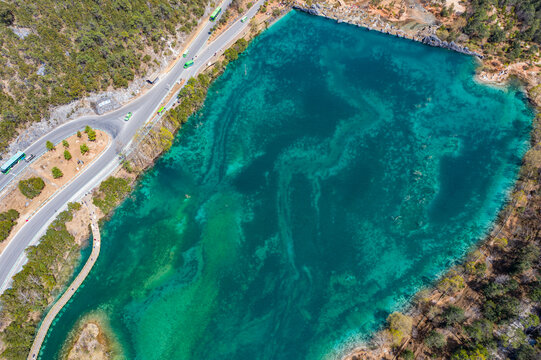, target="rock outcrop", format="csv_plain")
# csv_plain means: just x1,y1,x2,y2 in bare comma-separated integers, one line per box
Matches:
421,34,484,59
